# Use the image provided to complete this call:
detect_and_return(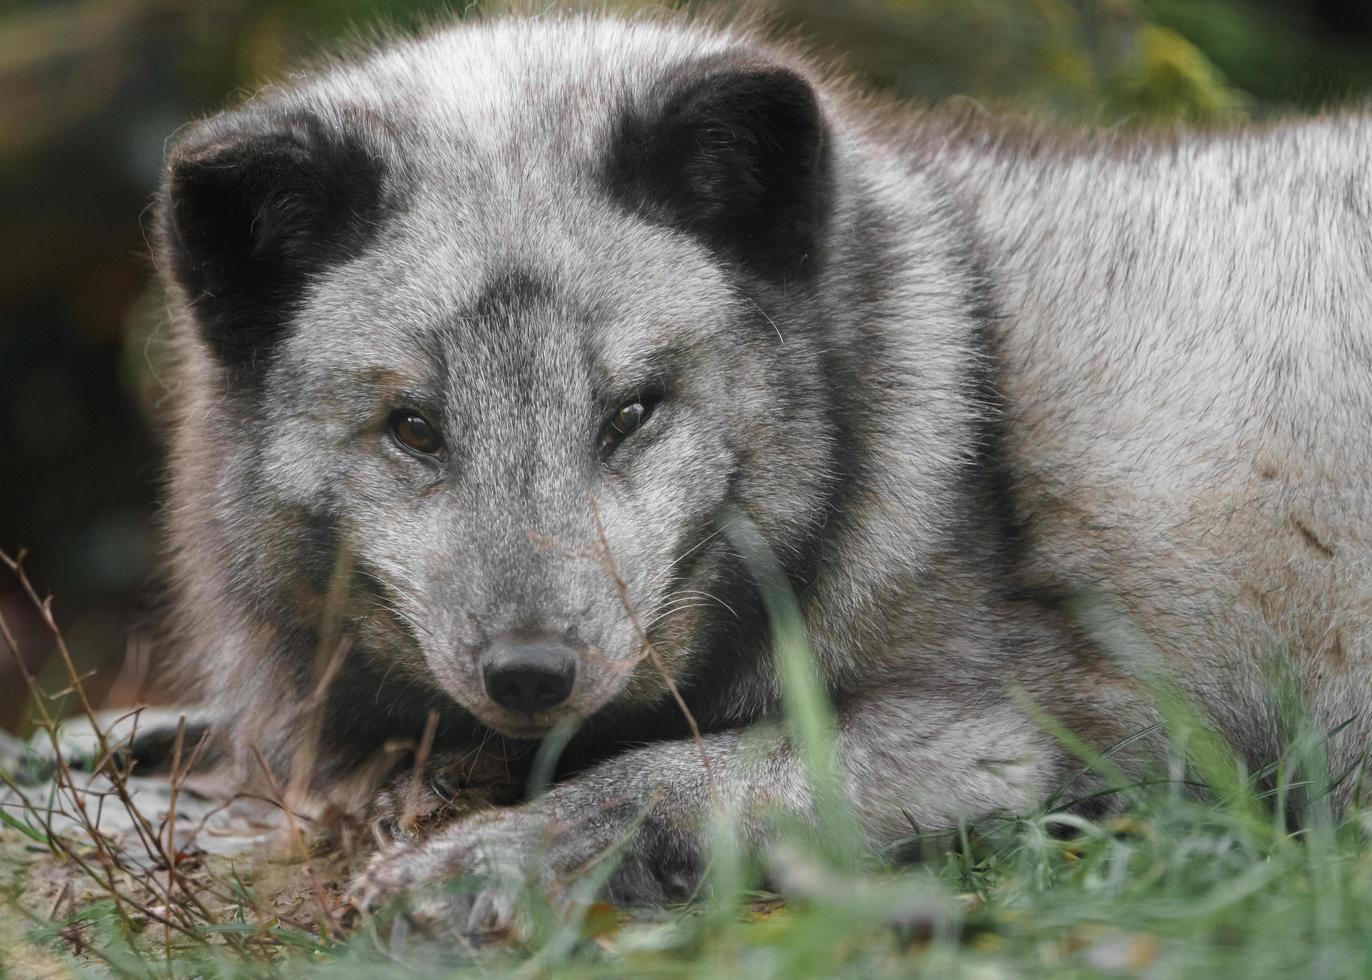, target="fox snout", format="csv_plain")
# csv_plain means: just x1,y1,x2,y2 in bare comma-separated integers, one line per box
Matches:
480,635,578,716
